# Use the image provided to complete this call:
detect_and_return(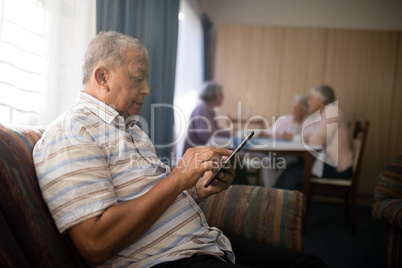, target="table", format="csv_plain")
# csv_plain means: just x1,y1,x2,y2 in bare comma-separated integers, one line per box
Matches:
208,136,322,232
